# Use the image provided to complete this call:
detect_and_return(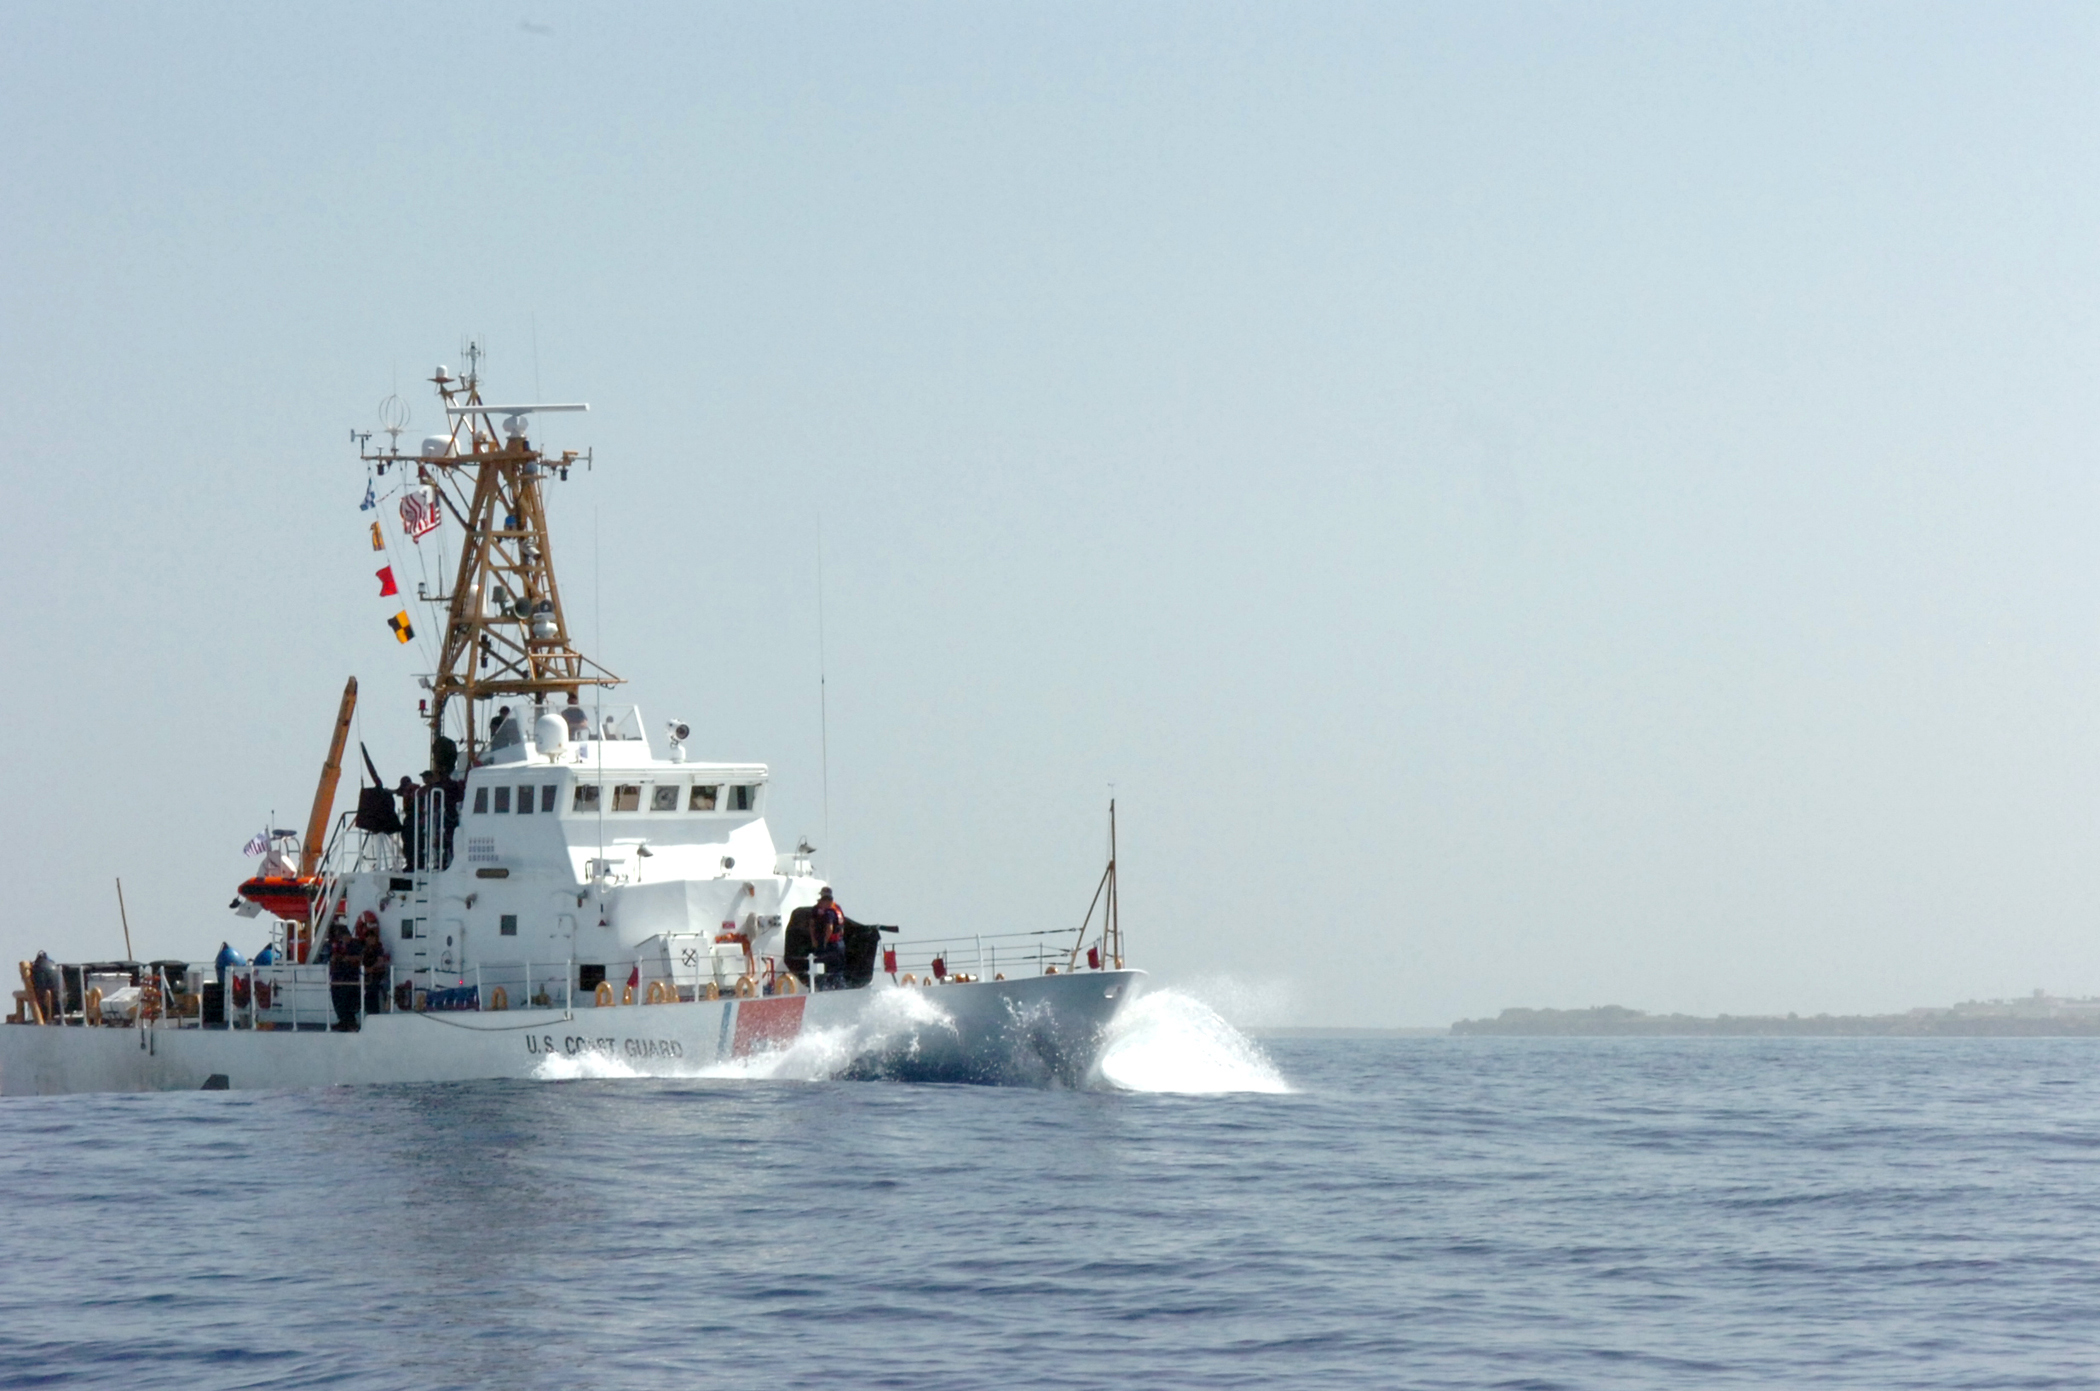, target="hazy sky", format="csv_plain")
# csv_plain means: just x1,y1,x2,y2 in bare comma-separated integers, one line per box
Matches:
5,3,2099,1026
